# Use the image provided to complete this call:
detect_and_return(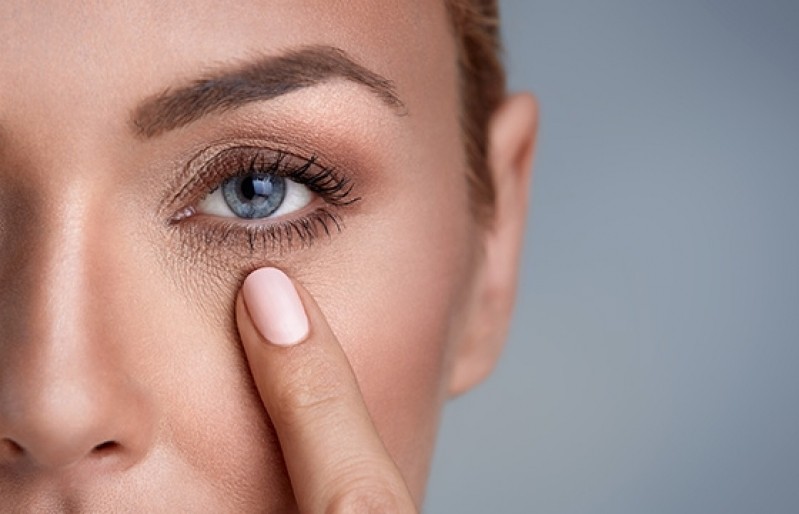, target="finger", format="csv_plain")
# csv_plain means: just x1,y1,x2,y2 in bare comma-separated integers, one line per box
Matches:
236,267,417,514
